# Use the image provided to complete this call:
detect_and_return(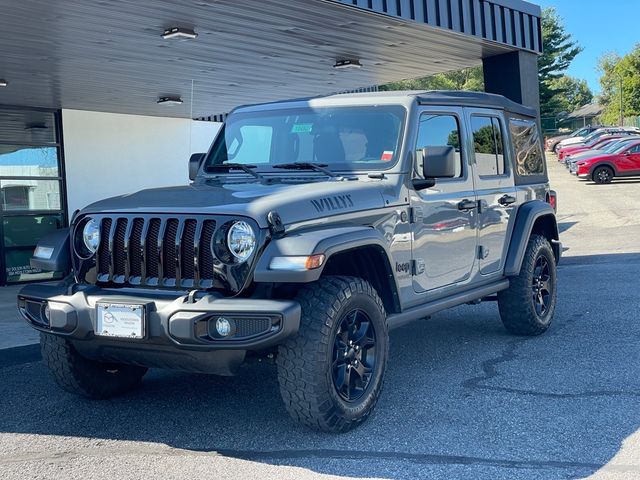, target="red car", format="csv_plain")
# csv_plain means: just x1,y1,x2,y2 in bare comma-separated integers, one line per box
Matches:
574,140,640,184
558,135,624,161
